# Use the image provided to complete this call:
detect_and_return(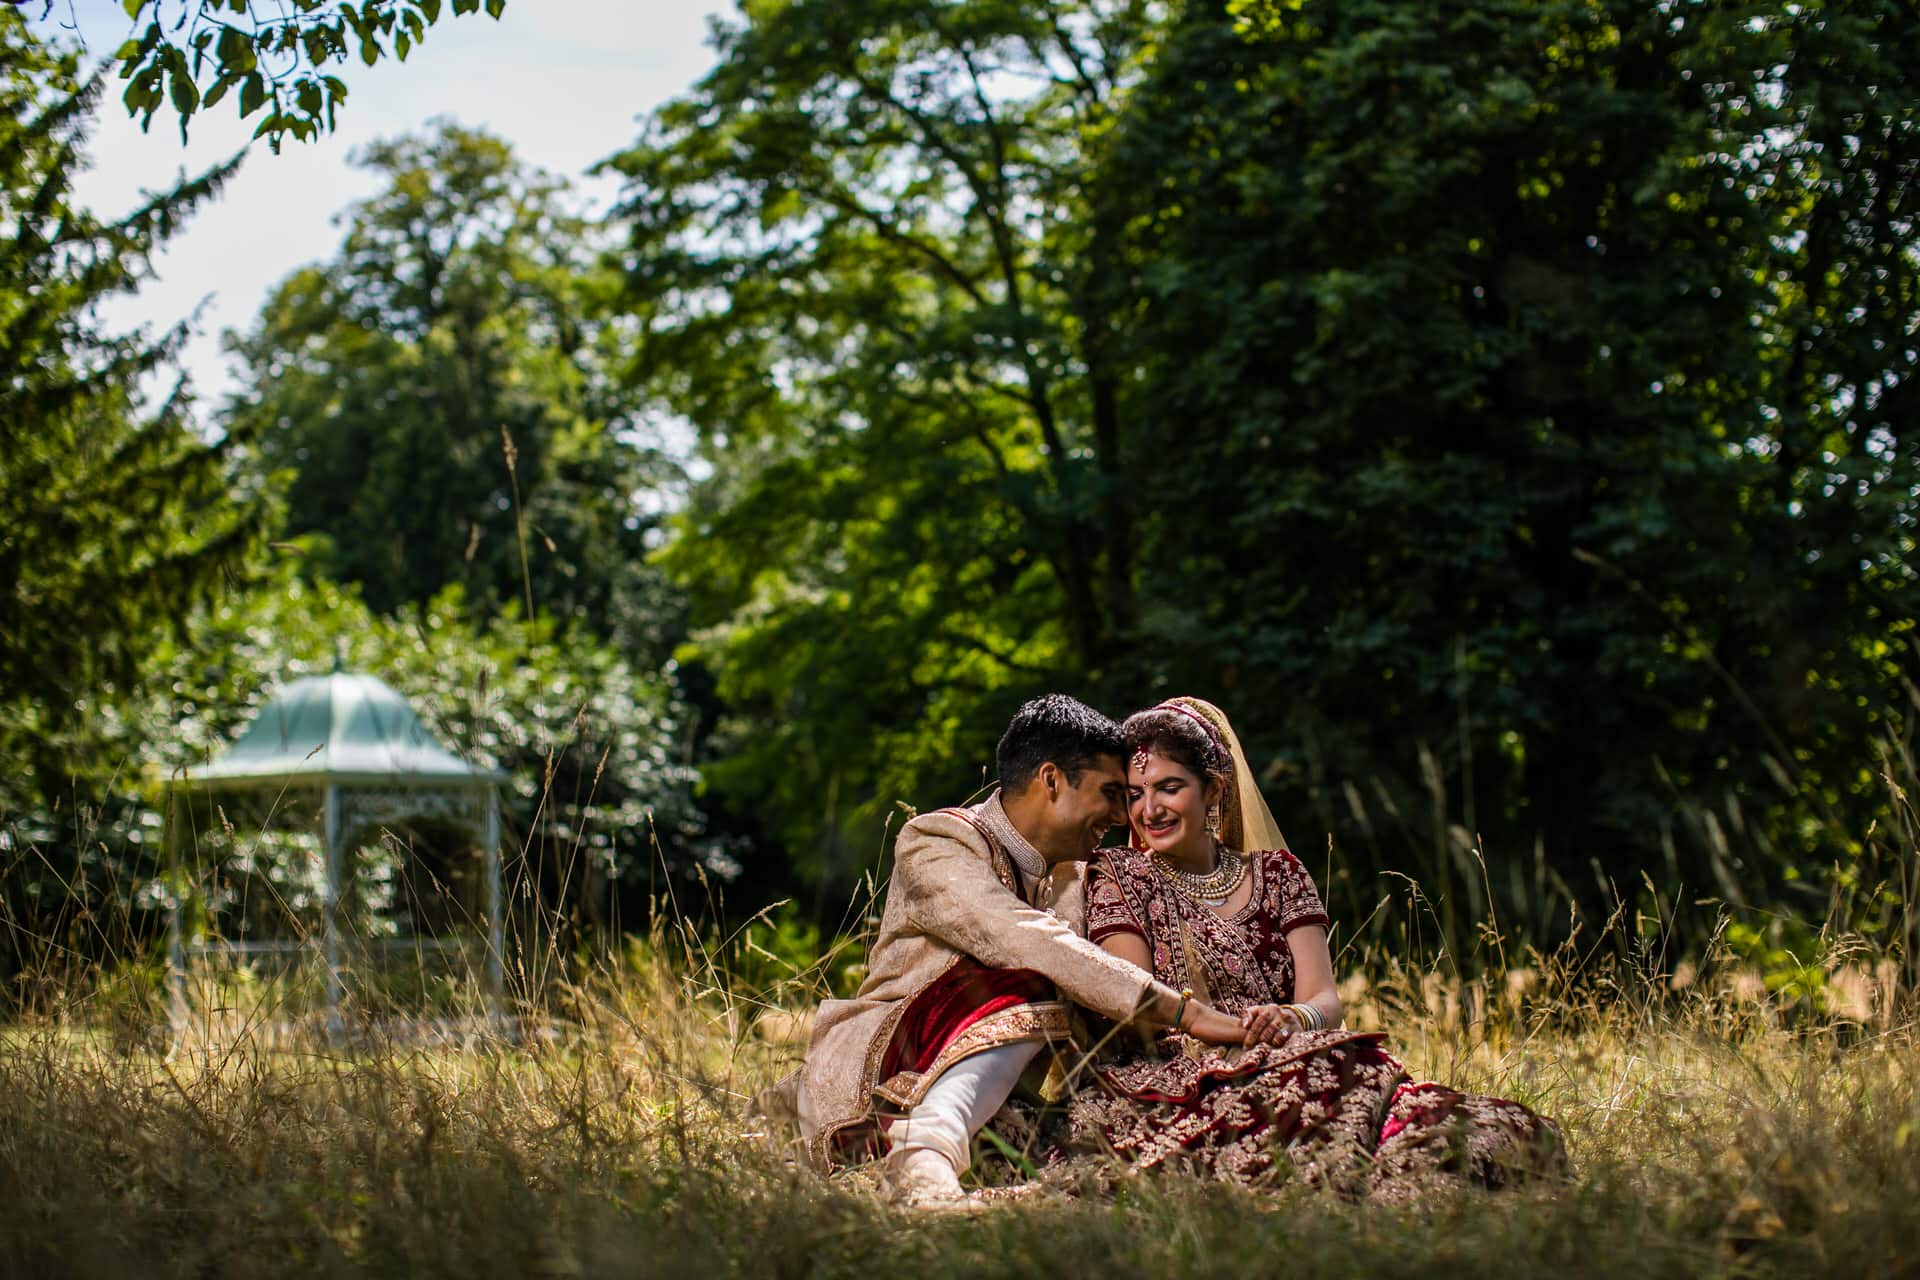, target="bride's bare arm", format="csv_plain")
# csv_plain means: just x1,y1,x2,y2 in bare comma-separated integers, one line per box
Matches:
1284,924,1343,1030
1100,931,1153,973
